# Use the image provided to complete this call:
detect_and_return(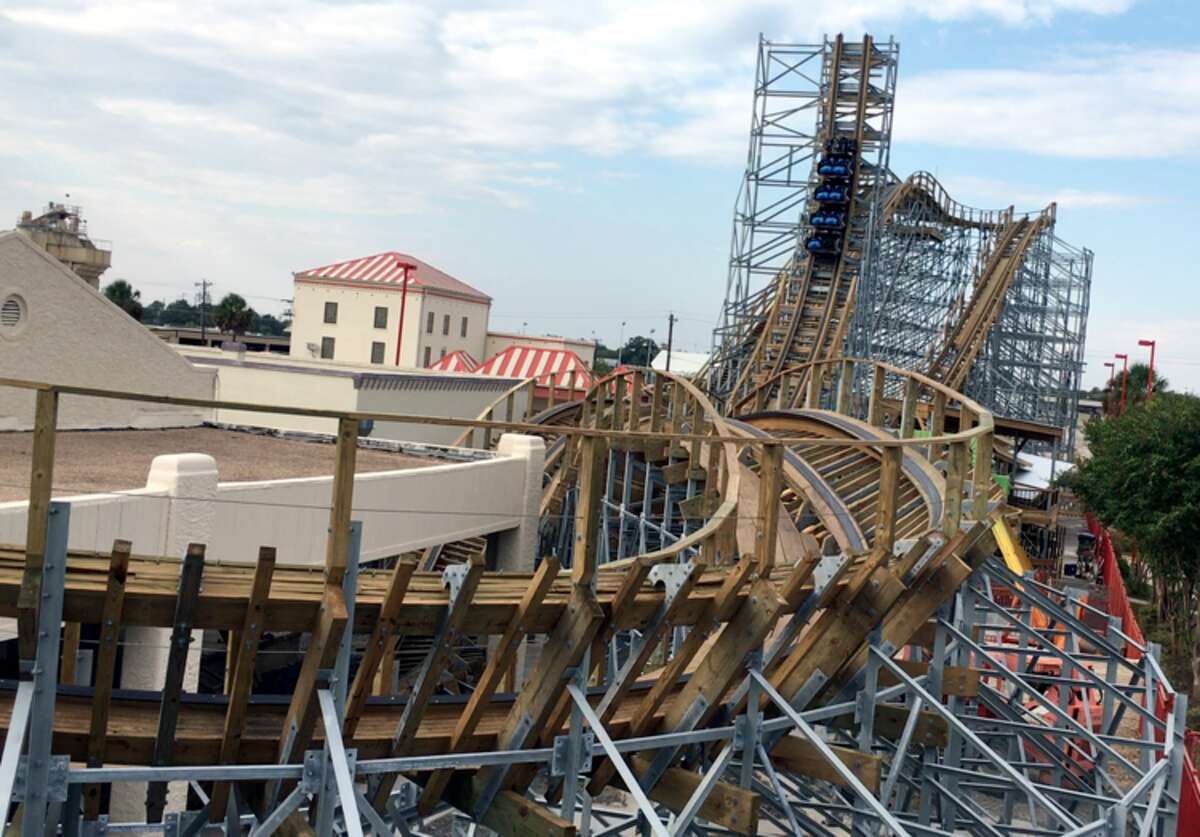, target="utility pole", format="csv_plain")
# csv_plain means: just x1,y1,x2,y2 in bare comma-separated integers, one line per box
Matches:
195,279,212,343
665,312,676,372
